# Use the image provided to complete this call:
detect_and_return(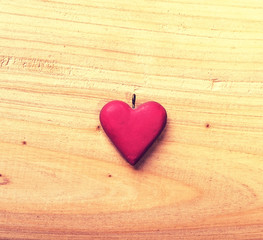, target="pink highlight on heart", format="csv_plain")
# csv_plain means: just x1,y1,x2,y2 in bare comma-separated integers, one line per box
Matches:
100,100,167,165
